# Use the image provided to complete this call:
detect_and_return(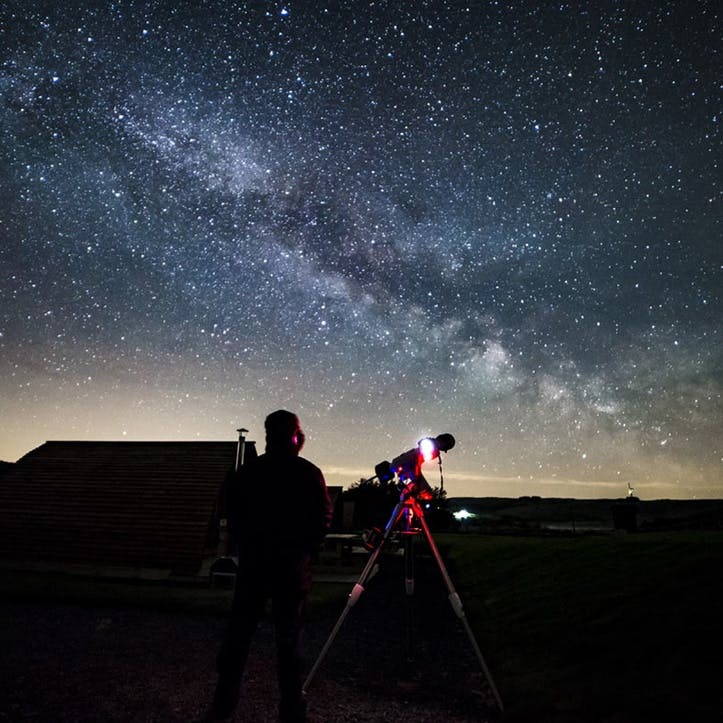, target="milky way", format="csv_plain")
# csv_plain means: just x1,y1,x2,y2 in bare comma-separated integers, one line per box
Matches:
1,1,720,498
